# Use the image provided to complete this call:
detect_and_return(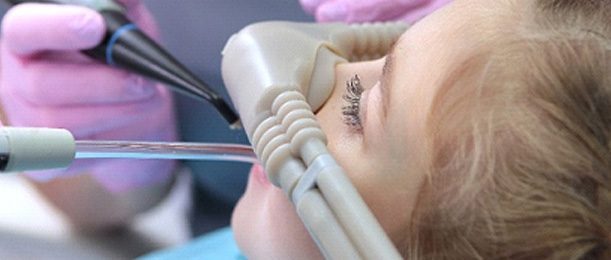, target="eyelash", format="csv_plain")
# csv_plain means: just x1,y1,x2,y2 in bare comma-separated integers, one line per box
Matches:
342,74,364,133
